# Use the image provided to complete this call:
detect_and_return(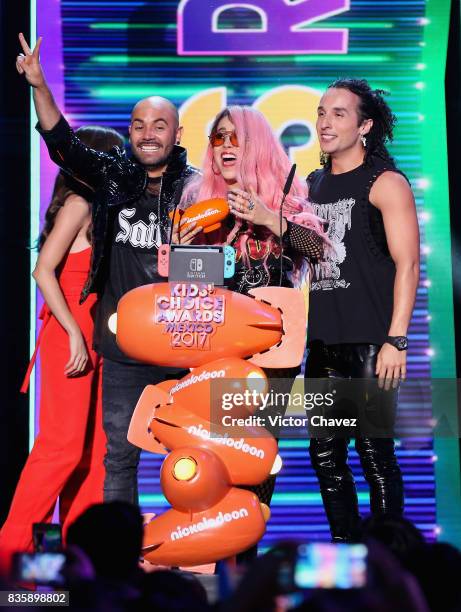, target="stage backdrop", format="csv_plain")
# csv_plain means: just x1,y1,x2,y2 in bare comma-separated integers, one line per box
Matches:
30,0,460,547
